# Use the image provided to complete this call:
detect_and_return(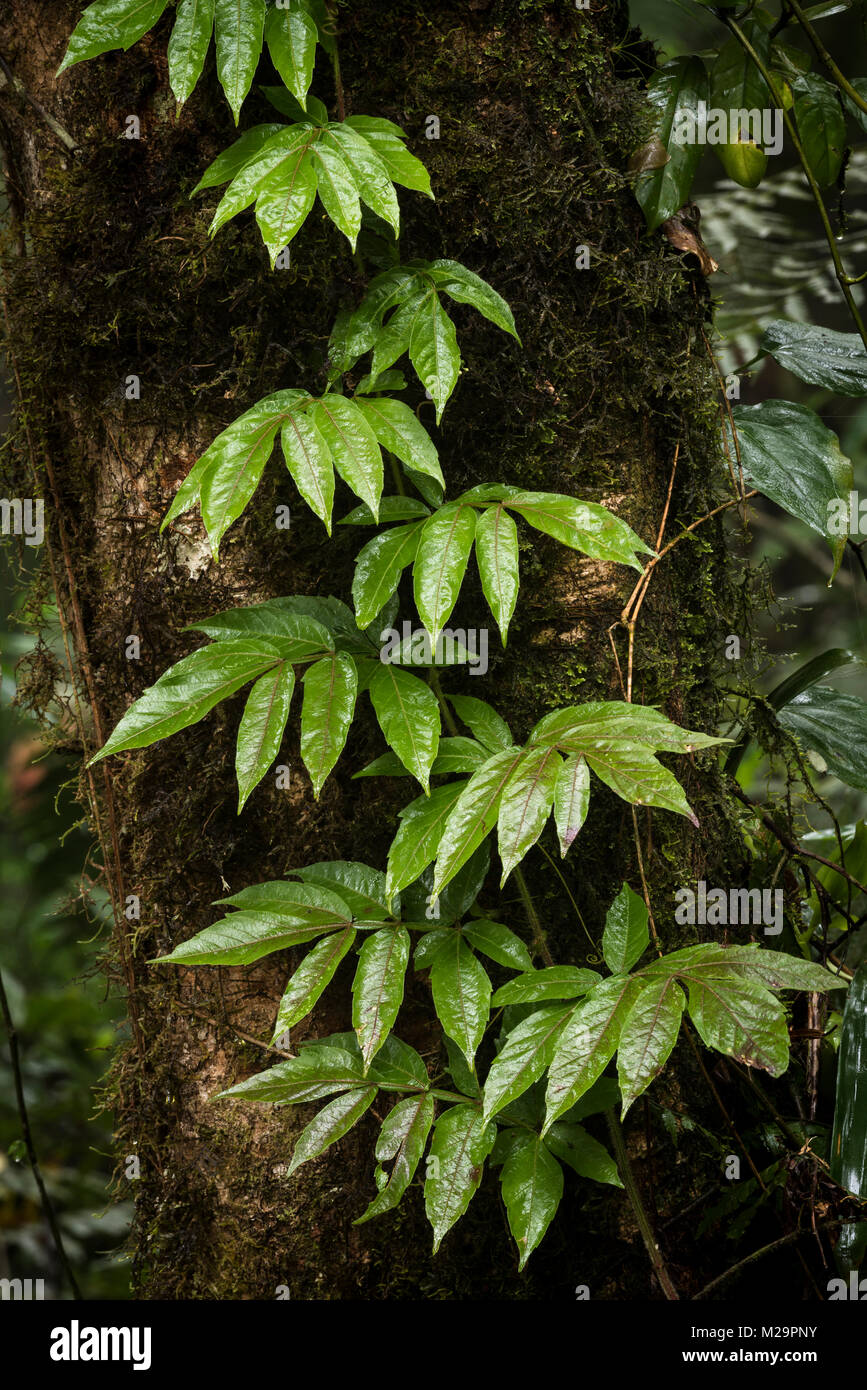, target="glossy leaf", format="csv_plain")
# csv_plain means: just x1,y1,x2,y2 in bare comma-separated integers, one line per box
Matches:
545,1123,622,1187
386,781,468,896
235,661,295,810
492,967,601,1006
686,976,790,1076
168,0,215,105
497,744,562,885
424,1104,497,1252
792,73,846,187
483,1006,574,1121
617,977,685,1114
280,406,334,530
345,115,433,197
273,926,357,1035
214,0,266,124
777,687,867,792
59,0,169,74
433,748,524,896
409,292,461,424
264,1,317,109
430,937,492,1069
310,395,383,519
413,503,478,645
219,1045,366,1105
255,146,318,266
544,976,647,1131
89,644,278,764
368,664,440,792
449,694,513,752
635,57,709,232
427,259,520,339
508,492,651,571
759,320,867,397
602,882,650,975
355,1093,435,1223
352,926,411,1069
462,920,533,973
500,1133,563,1269
475,504,520,643
553,753,590,856
300,651,358,798
286,1086,377,1174
352,523,423,628
354,397,444,488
